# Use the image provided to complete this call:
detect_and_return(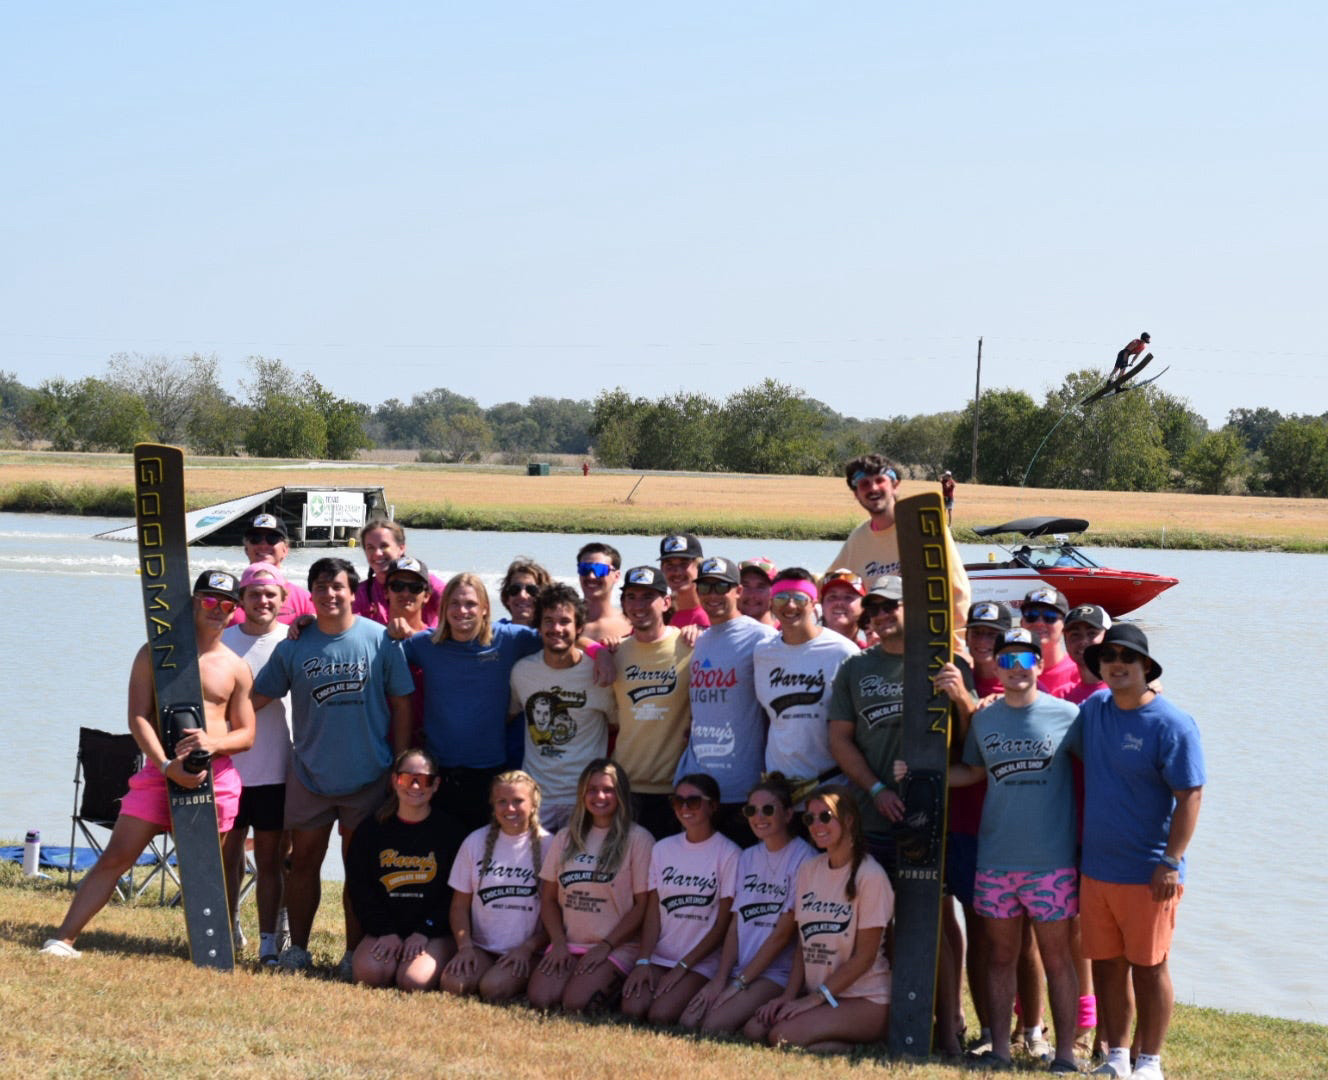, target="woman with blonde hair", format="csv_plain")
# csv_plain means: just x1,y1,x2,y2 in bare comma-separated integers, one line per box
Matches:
527,759,655,1013
345,749,467,992
402,573,541,831
440,770,550,1002
745,785,893,1051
